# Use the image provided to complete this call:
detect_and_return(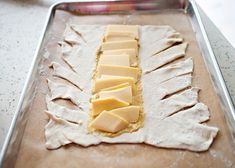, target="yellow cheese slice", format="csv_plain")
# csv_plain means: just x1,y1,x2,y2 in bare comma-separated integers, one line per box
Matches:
105,25,139,39
101,82,130,91
101,40,138,52
99,54,130,67
99,85,132,103
93,76,135,93
103,48,137,57
99,75,118,79
109,106,140,123
90,111,129,133
104,31,136,42
97,64,139,82
102,49,137,66
91,98,129,116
